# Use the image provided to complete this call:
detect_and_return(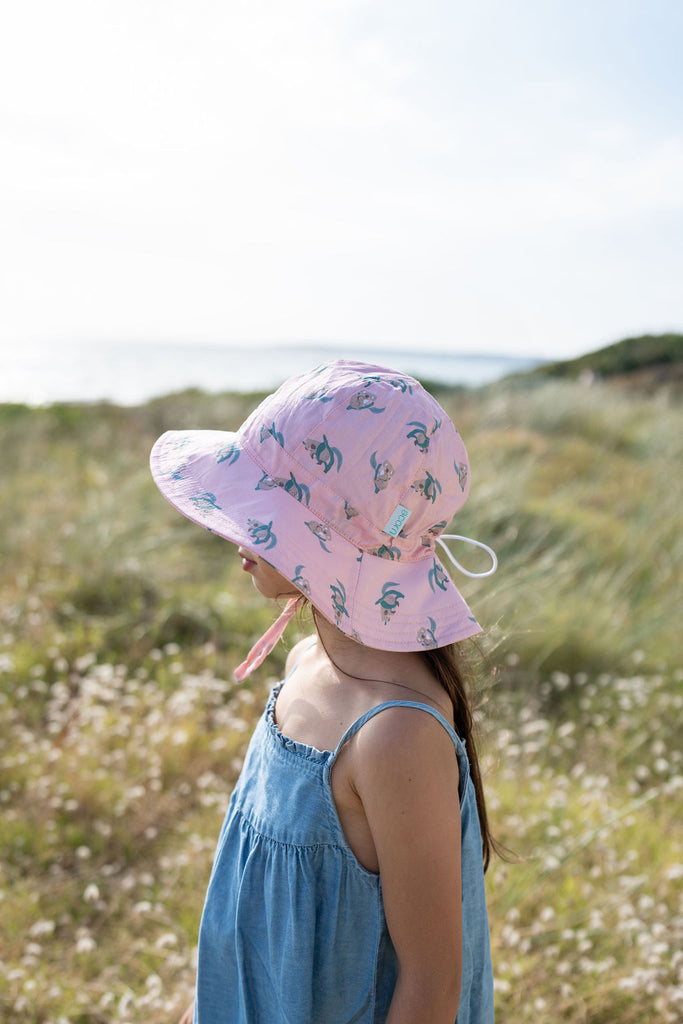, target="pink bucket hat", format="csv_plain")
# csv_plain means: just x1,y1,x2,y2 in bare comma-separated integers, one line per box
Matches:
150,360,496,676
